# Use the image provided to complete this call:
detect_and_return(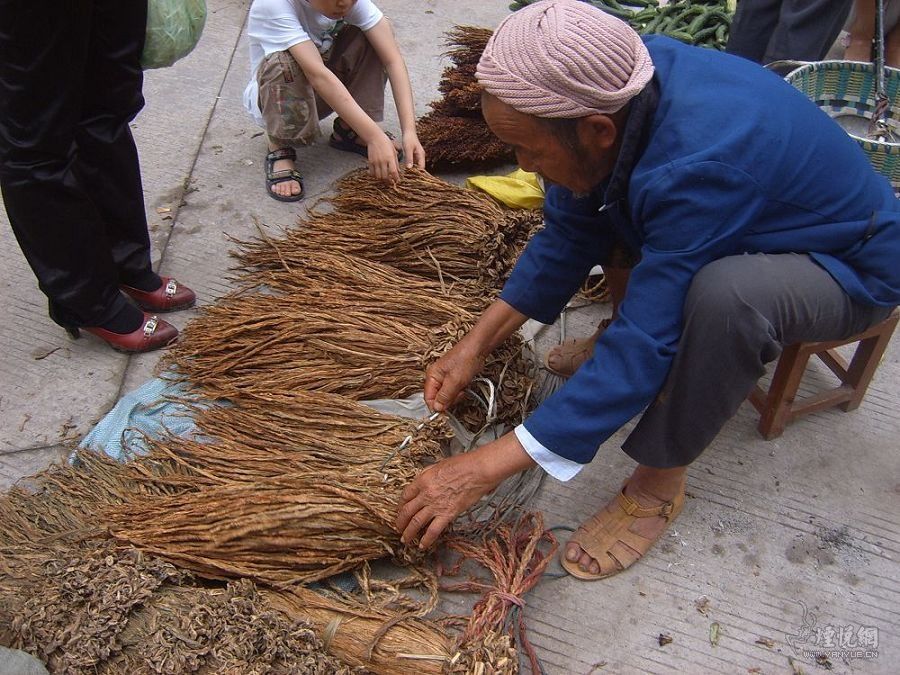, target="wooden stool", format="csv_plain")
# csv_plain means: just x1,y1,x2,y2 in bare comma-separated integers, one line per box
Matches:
748,309,899,440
